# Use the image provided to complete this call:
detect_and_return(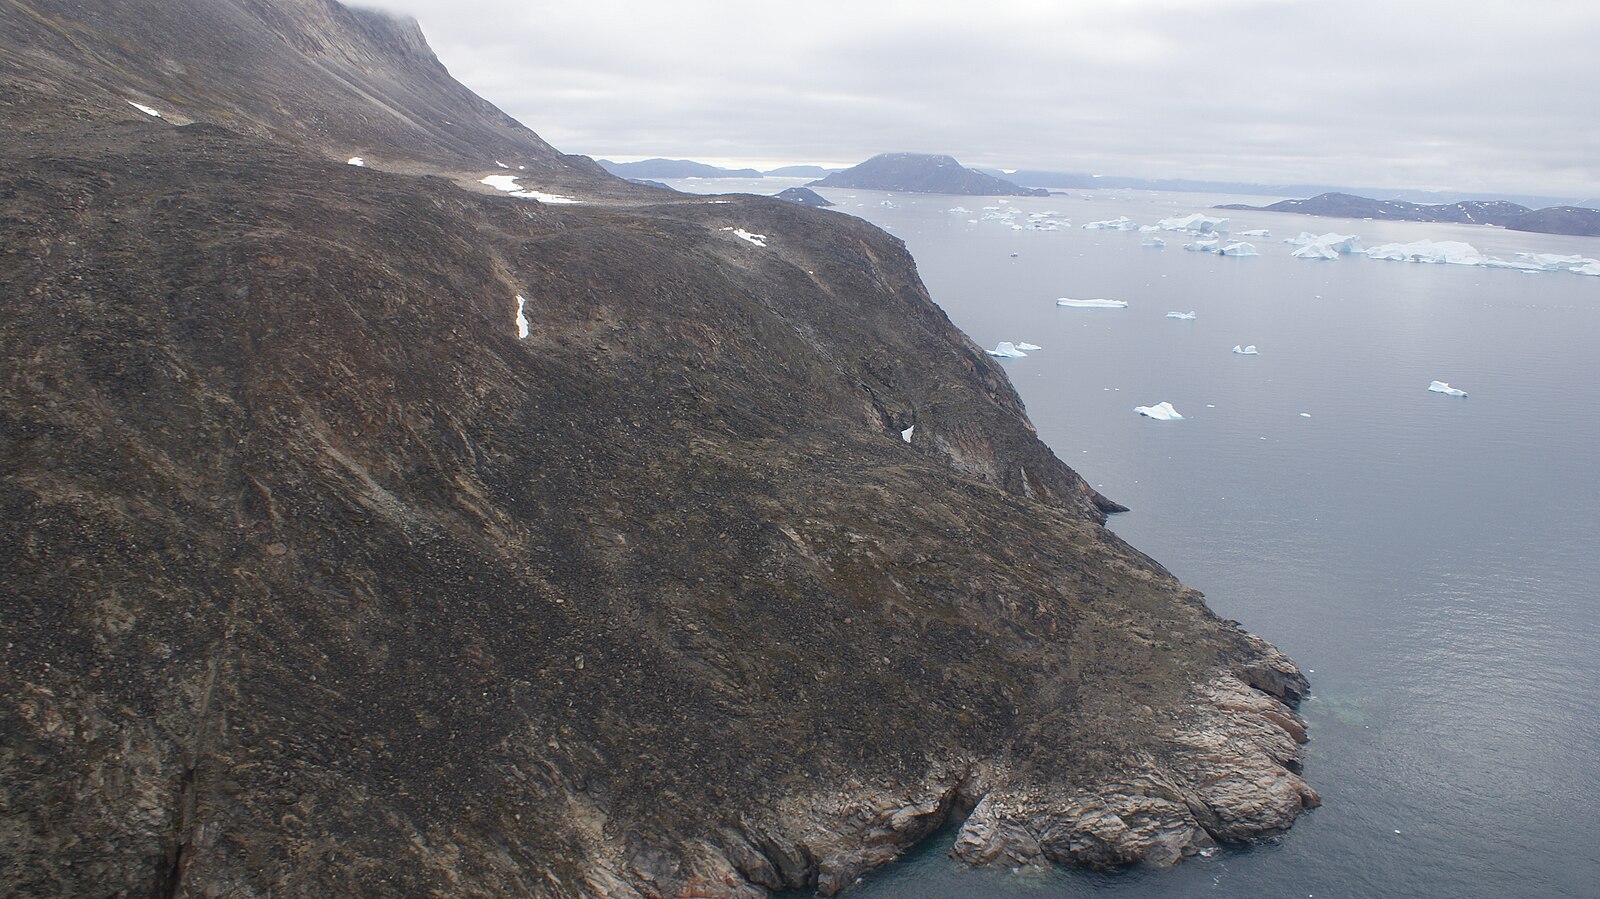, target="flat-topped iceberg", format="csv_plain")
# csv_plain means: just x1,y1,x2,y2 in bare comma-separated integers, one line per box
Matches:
1184,238,1220,252
1057,297,1129,308
1218,242,1258,256
1083,216,1139,230
1134,401,1183,420
1238,229,1271,237
1366,239,1484,266
1428,380,1467,397
1233,345,1259,355
1155,213,1228,234
1015,342,1042,351
1167,311,1197,320
987,341,1028,357
1292,243,1341,260
1141,237,1166,248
